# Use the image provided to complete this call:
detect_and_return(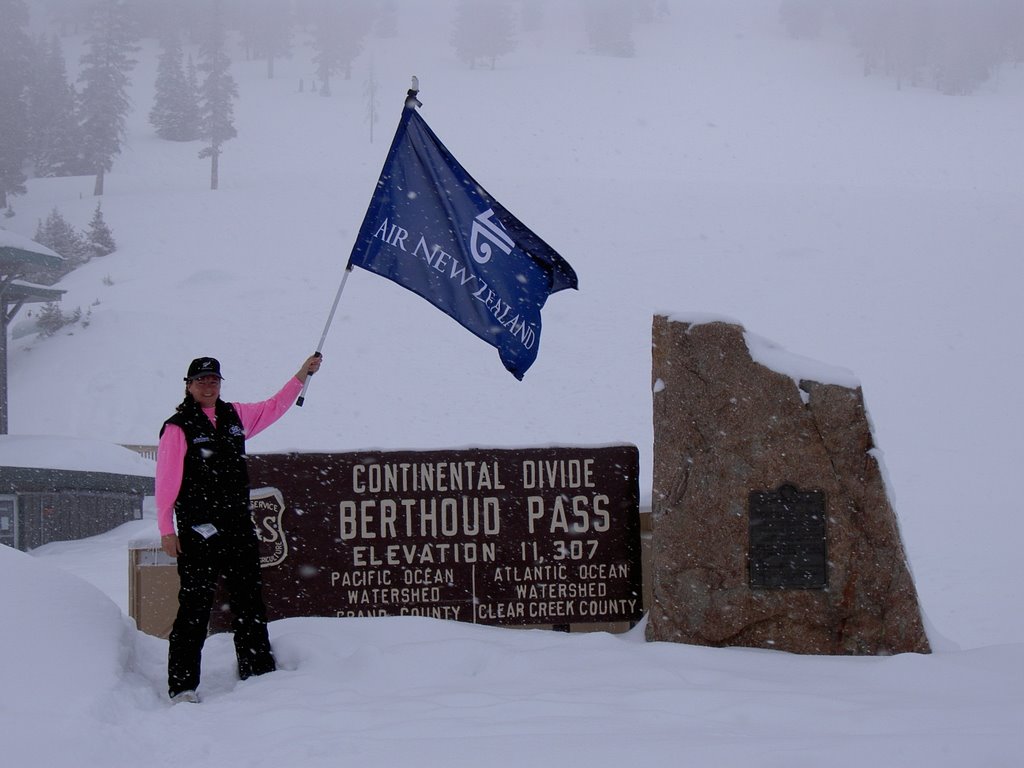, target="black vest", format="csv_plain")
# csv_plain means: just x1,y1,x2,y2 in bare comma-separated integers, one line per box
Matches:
161,398,250,533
